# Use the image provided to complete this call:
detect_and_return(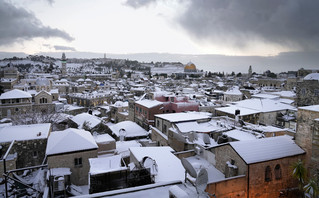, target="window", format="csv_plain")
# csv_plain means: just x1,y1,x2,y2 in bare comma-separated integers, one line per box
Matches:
315,89,319,96
163,124,167,133
33,151,38,158
275,164,282,180
40,98,47,104
15,108,19,112
157,120,160,127
265,166,272,182
16,99,20,103
74,158,83,167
